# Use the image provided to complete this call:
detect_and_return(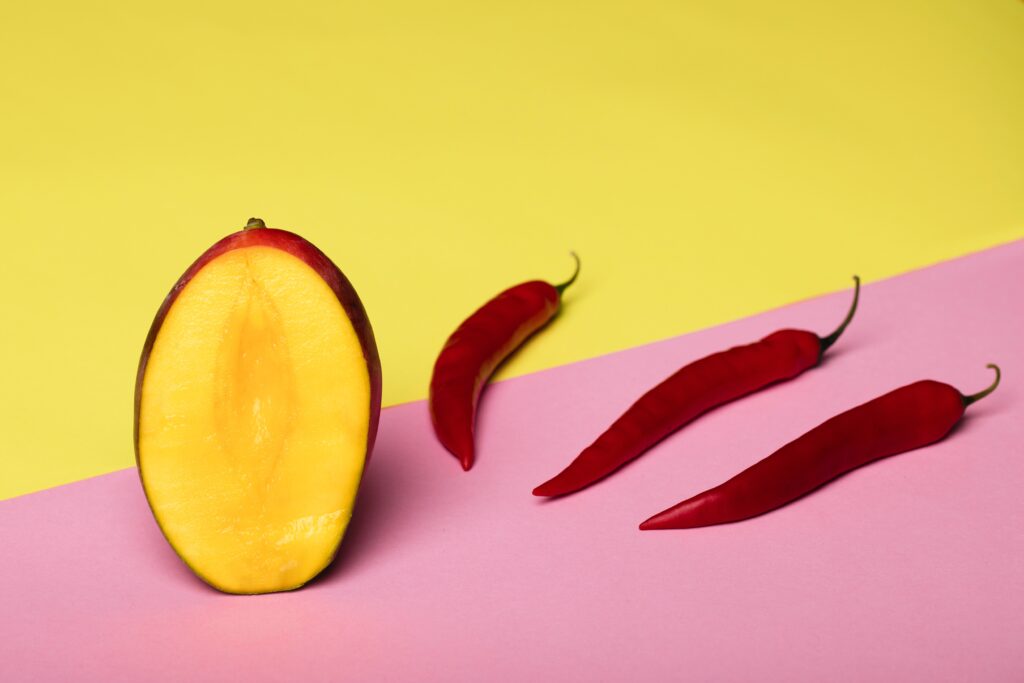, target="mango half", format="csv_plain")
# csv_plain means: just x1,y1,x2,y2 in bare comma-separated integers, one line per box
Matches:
134,220,381,594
